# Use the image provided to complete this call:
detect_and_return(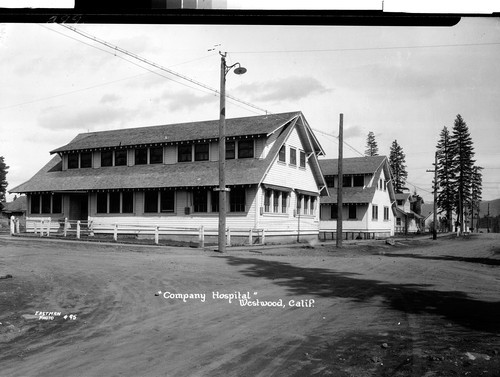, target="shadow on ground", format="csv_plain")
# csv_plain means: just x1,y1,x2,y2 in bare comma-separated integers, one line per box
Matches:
217,256,500,333
382,253,500,266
